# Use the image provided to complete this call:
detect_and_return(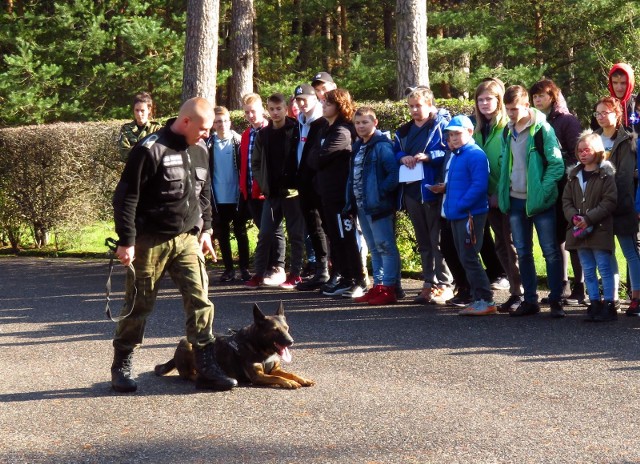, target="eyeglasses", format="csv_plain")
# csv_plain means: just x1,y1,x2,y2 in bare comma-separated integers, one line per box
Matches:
593,111,614,118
